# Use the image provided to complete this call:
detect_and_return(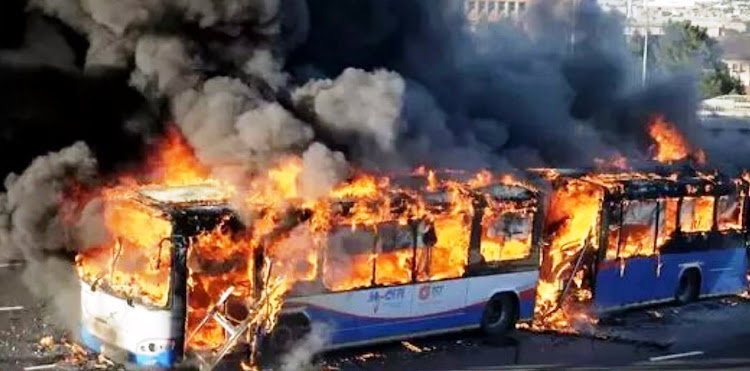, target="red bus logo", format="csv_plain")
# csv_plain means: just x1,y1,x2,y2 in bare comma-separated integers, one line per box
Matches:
419,285,431,300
